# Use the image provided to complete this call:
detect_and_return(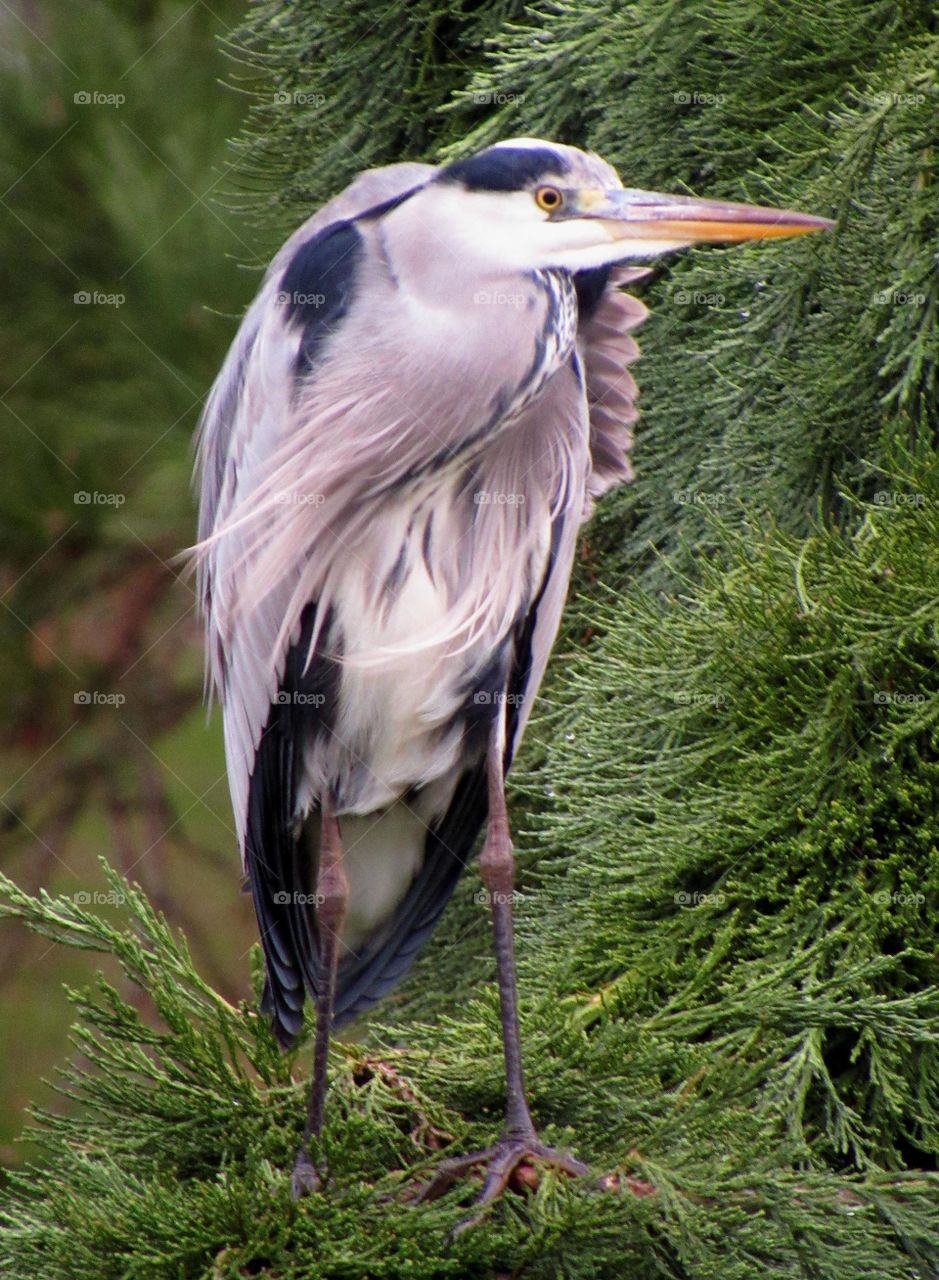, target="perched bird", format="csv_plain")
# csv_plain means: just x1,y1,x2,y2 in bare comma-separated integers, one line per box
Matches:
193,139,829,1205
